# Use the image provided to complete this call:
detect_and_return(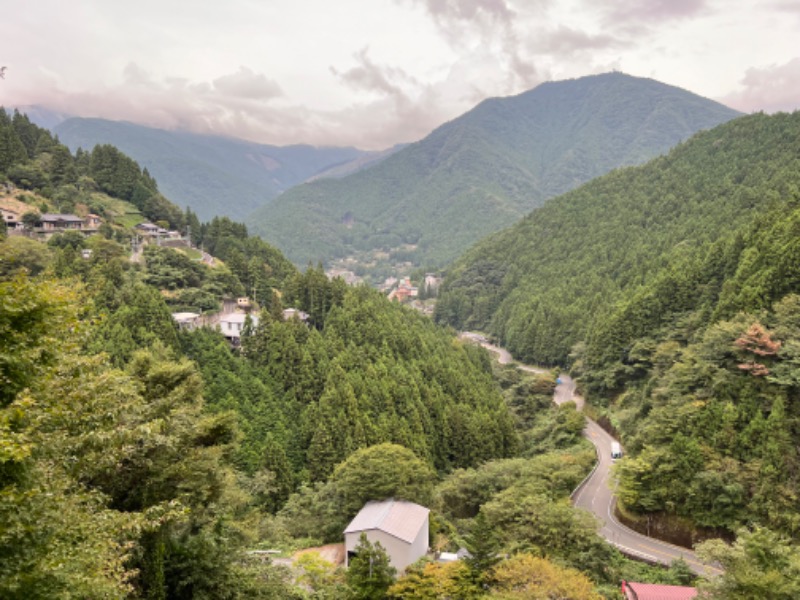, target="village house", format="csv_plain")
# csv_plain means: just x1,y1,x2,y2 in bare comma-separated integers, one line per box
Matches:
218,312,259,346
282,308,310,322
172,312,200,331
1,207,20,230
344,499,429,573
